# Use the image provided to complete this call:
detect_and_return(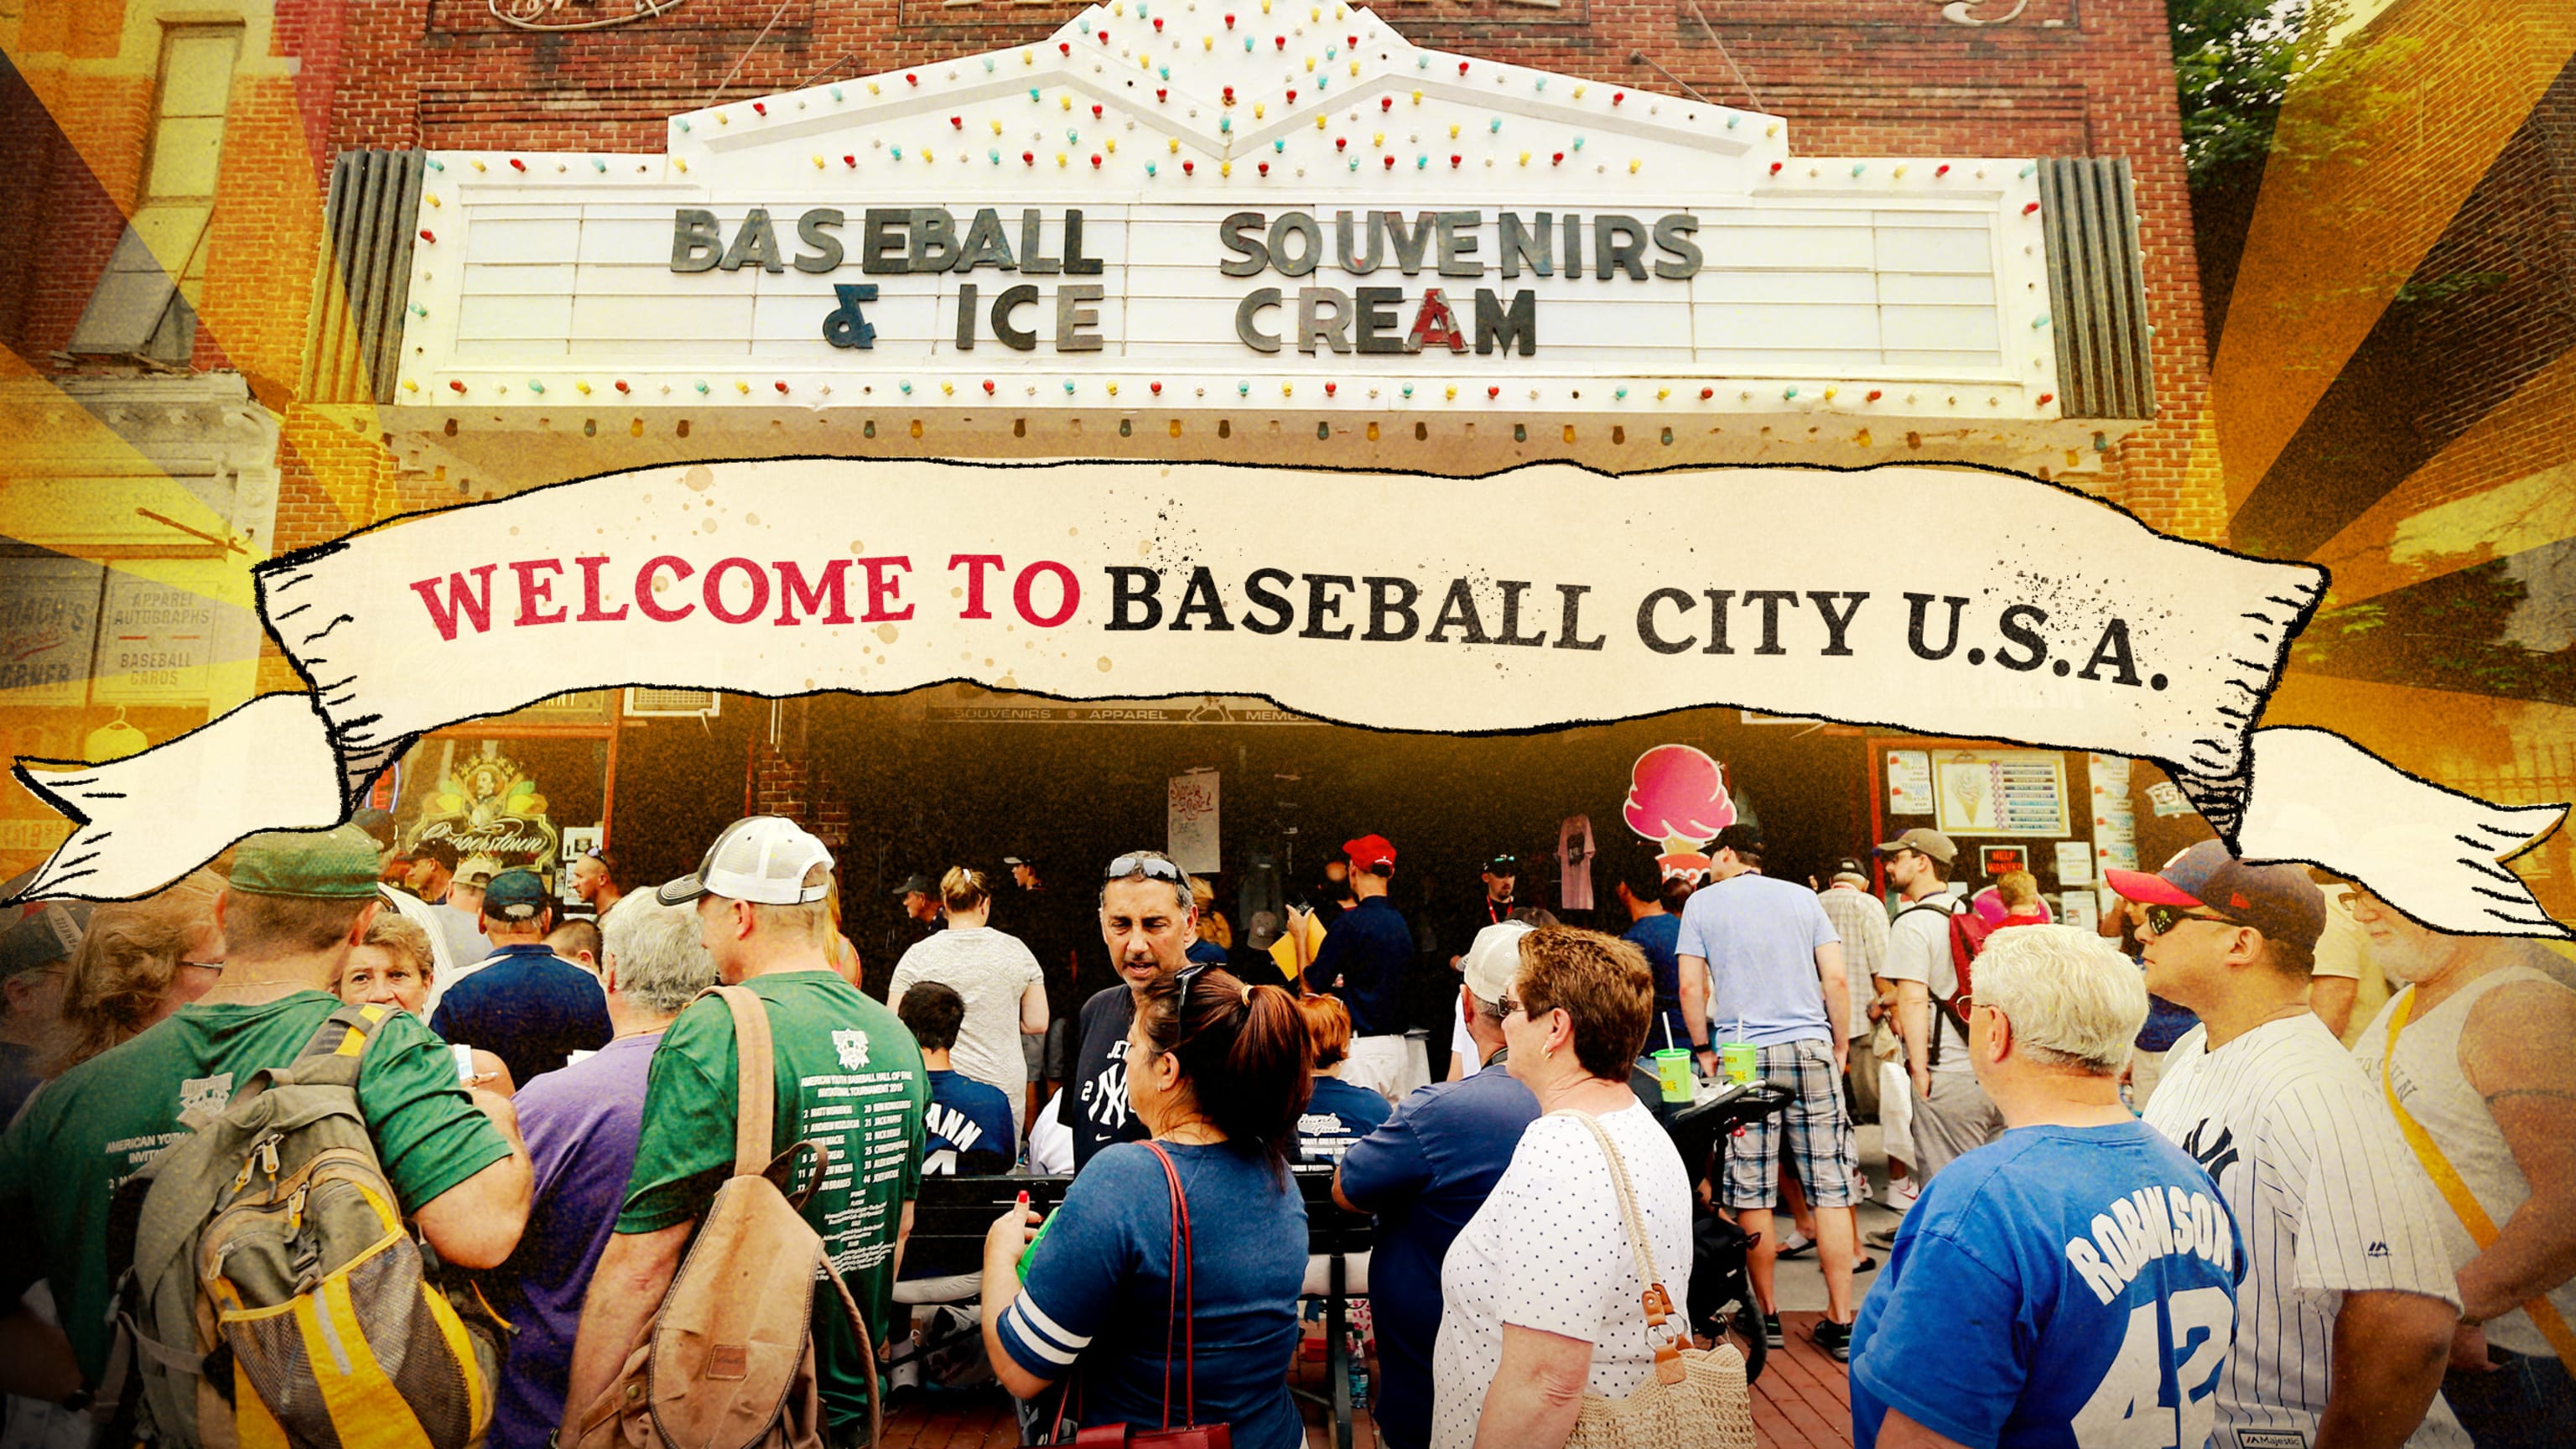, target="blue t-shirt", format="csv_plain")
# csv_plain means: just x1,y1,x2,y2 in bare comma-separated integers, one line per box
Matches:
922,1068,1015,1175
1850,1119,2243,1449
1296,1075,1394,1165
1623,913,1689,1054
1334,1065,1540,1449
1674,874,1839,1046
428,943,611,1090
1305,896,1414,1037
999,1140,1307,1449
1186,937,1231,967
